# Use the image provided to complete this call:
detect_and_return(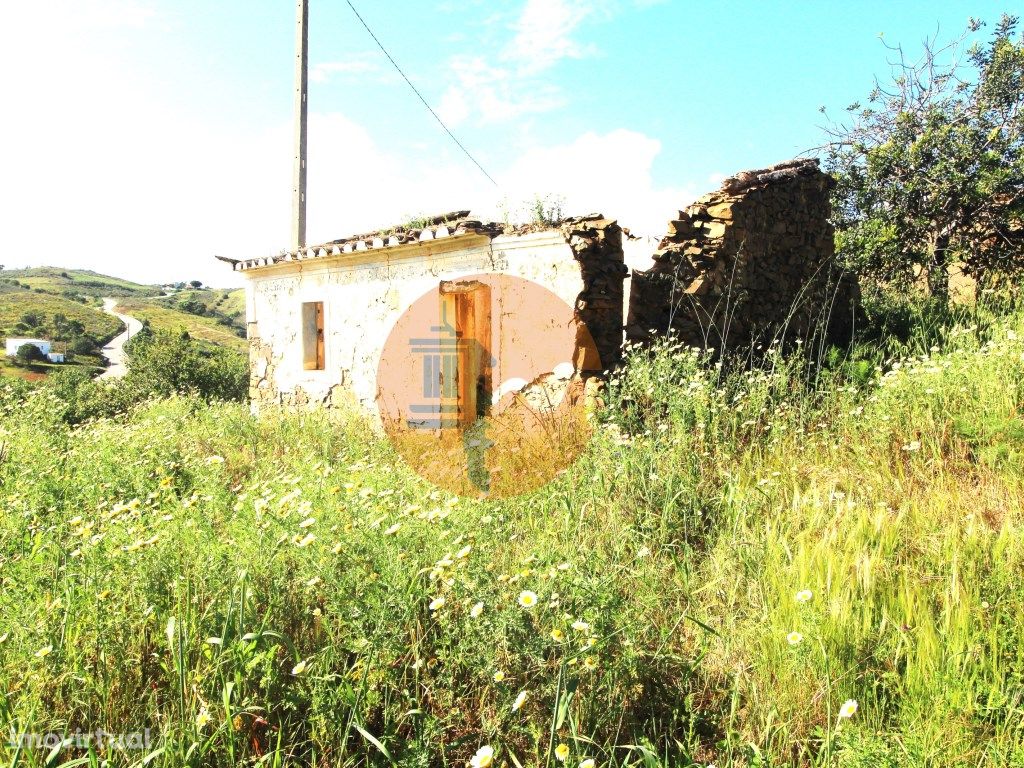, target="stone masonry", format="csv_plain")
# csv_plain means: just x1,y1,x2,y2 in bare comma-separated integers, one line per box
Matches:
626,158,859,350
561,216,629,373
